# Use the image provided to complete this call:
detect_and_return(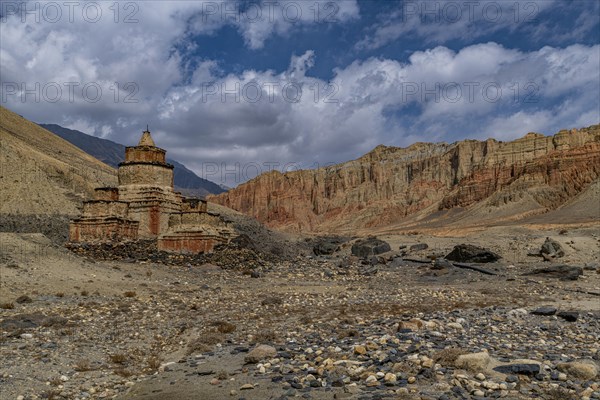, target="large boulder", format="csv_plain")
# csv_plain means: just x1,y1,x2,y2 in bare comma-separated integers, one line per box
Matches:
540,237,565,259
351,237,391,259
445,244,501,263
313,236,347,256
